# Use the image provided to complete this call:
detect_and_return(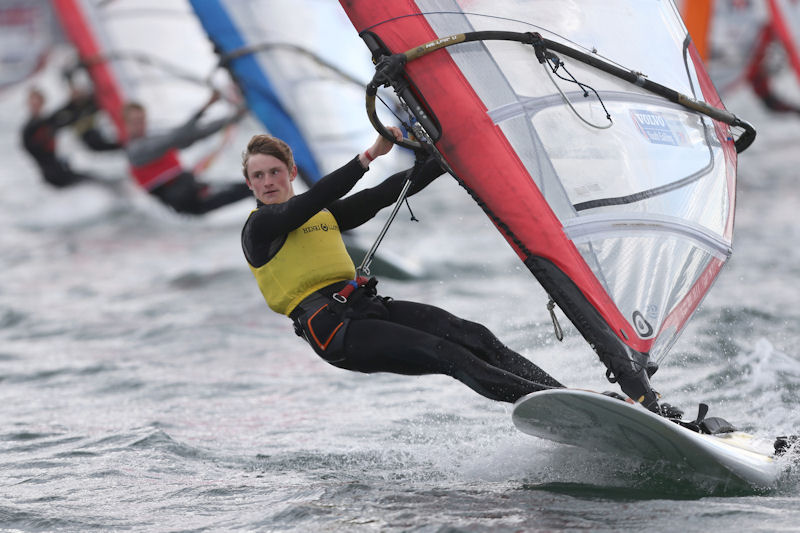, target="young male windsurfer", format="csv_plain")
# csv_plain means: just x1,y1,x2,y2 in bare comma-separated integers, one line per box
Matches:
123,91,251,215
22,84,121,188
240,128,564,403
